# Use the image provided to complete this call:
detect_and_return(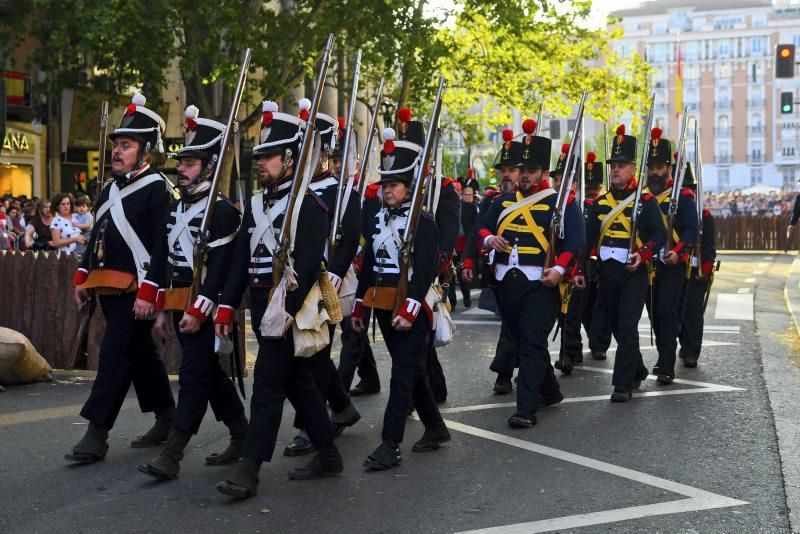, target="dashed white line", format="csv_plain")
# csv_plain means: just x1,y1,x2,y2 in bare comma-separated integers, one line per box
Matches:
745,278,756,283
738,288,752,294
